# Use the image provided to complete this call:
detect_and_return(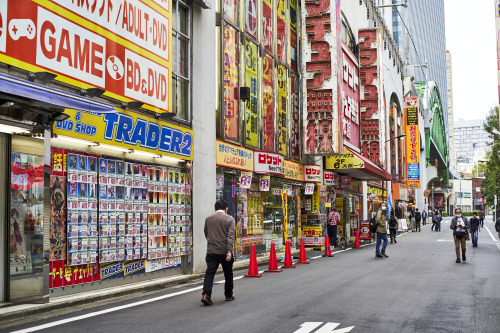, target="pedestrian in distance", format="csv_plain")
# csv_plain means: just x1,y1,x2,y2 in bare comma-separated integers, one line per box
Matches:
431,210,437,231
201,200,236,306
375,202,389,258
422,210,427,226
432,210,442,231
327,207,341,248
495,216,500,240
479,209,485,227
469,212,480,247
414,208,422,232
389,209,398,244
409,209,415,232
450,208,470,263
